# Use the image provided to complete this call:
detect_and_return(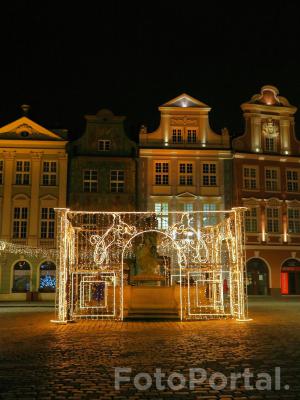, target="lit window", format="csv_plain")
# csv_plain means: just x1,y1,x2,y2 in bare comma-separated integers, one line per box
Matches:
202,163,217,186
83,170,98,192
266,207,280,233
265,137,275,152
288,208,300,234
110,170,124,193
40,208,55,239
187,129,197,143
42,161,57,186
243,166,258,189
0,160,3,185
245,207,258,232
12,261,30,292
155,162,169,185
155,203,168,229
265,168,279,191
15,161,30,185
172,129,182,143
98,140,111,151
286,170,299,192
13,207,28,239
39,261,56,292
183,203,193,212
179,163,193,185
203,203,217,226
